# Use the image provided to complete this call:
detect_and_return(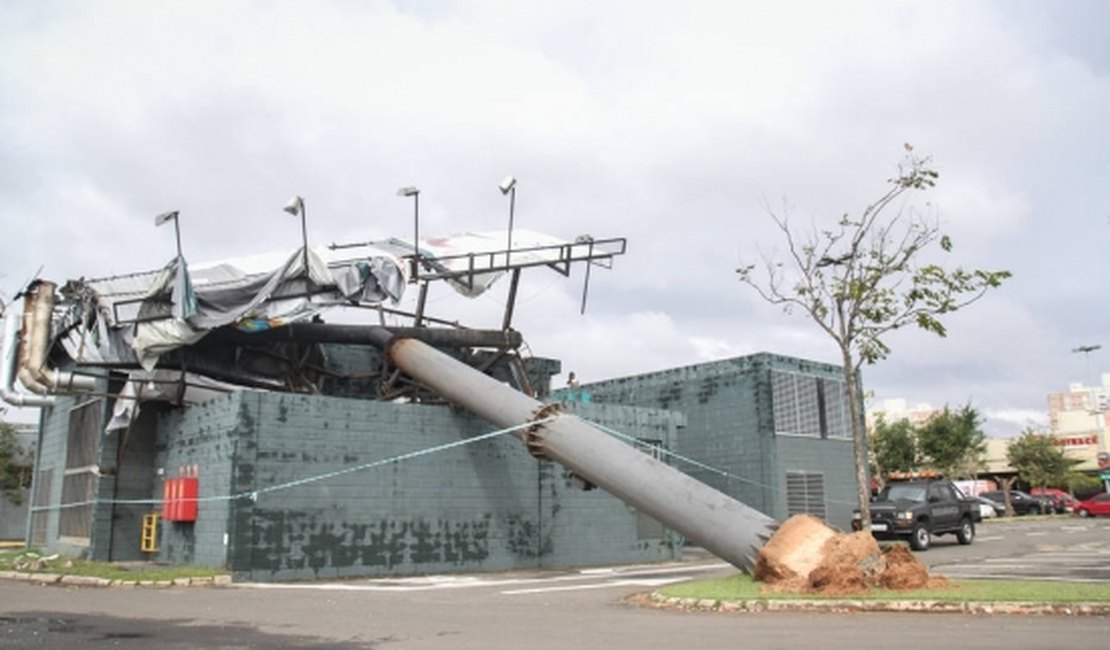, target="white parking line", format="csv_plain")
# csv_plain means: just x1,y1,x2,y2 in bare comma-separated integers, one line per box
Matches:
234,561,729,592
976,535,1002,542
502,577,685,595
